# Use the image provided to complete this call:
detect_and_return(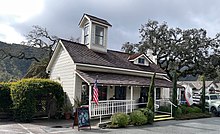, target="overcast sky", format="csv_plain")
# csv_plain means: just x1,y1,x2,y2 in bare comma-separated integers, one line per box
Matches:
1,0,220,50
